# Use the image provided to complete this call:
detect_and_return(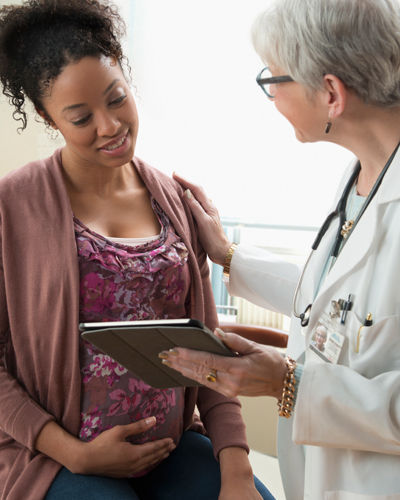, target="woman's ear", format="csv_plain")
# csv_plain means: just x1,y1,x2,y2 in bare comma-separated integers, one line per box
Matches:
322,74,347,120
35,107,58,129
